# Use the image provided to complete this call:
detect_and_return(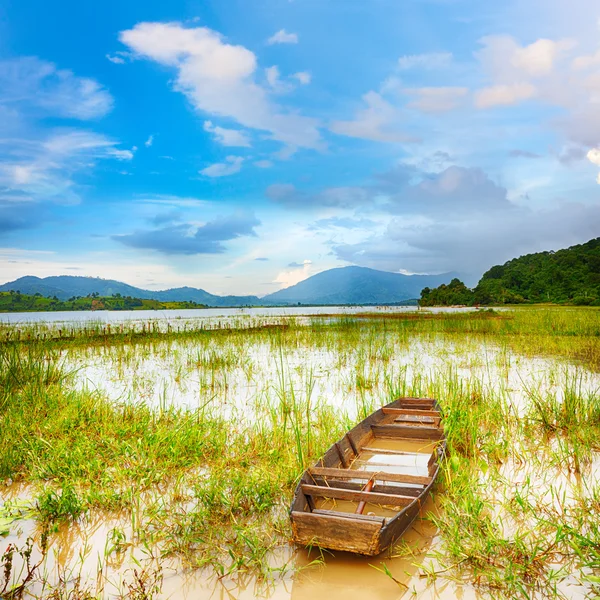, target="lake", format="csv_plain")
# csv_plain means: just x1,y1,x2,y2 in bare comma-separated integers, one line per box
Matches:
0,304,478,325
